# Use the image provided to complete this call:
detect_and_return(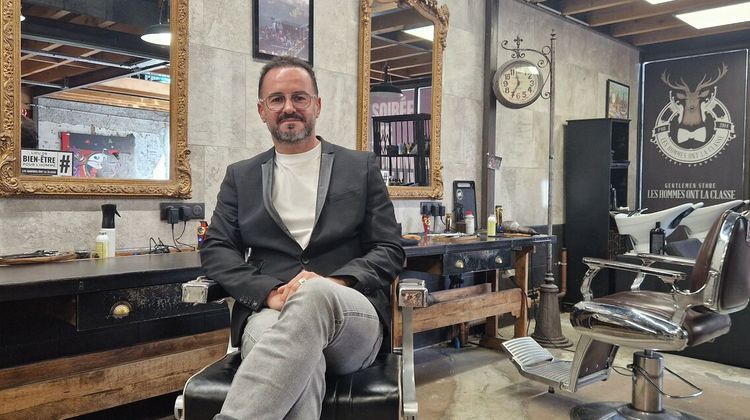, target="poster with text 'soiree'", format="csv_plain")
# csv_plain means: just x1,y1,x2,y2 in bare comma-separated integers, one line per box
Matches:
640,49,748,211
